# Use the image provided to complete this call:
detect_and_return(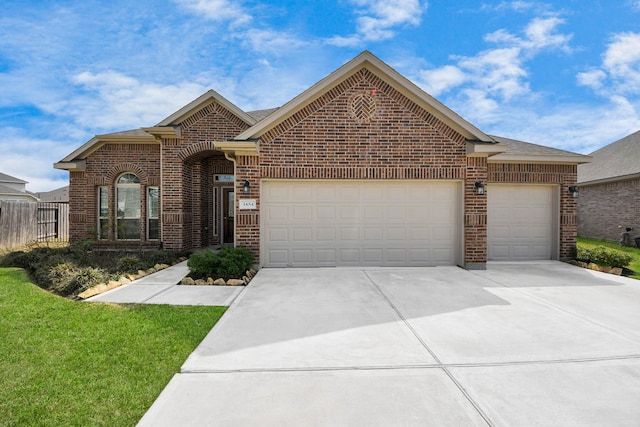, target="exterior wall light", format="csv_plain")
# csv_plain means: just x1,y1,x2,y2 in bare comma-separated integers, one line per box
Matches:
243,180,251,194
568,186,578,198
474,181,485,195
